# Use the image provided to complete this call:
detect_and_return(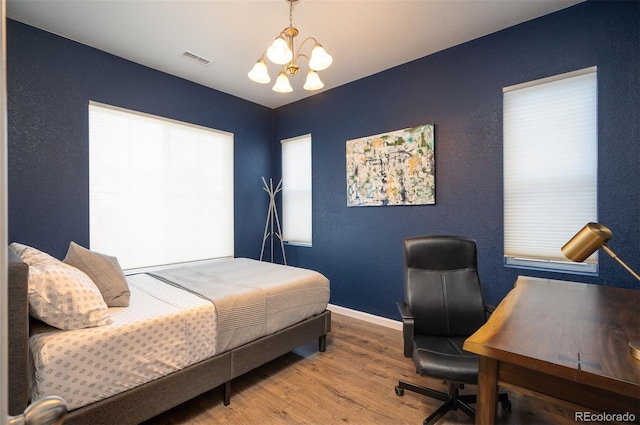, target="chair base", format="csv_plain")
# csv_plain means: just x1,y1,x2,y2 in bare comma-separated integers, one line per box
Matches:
395,380,510,425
